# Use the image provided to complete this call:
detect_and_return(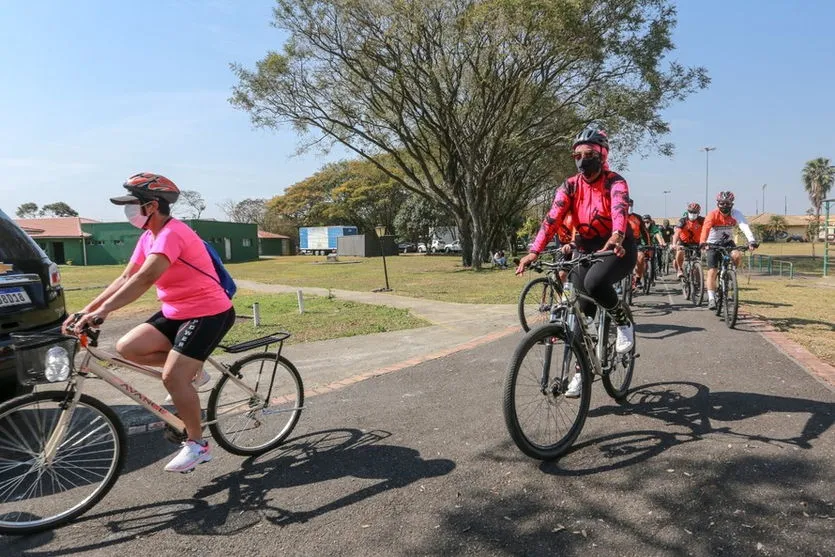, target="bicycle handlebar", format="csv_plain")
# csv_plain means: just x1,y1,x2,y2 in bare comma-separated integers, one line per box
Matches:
529,250,615,273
